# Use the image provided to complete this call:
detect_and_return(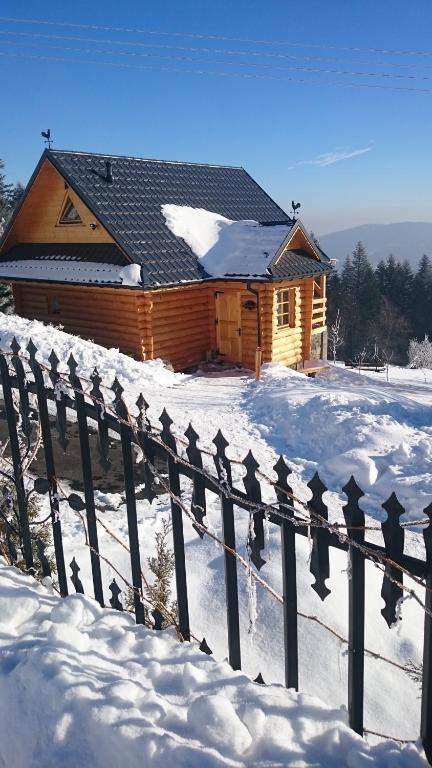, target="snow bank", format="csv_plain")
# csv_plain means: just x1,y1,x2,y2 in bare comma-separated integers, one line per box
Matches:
0,563,426,767
0,313,181,397
161,204,292,277
243,362,432,517
0,260,143,287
